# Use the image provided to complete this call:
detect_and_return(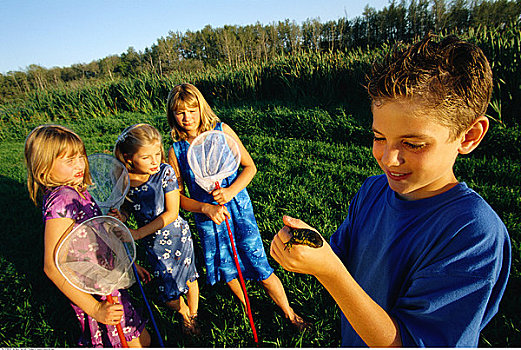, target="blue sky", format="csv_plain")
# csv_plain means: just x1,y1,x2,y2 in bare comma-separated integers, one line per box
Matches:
0,0,390,74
